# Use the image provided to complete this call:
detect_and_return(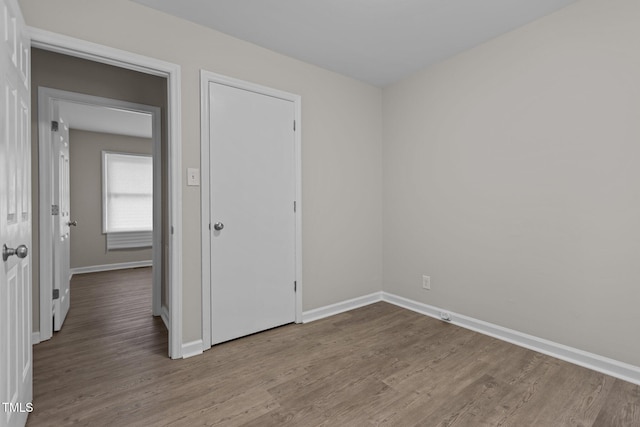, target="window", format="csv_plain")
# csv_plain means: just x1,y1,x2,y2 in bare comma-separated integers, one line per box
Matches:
102,151,153,249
